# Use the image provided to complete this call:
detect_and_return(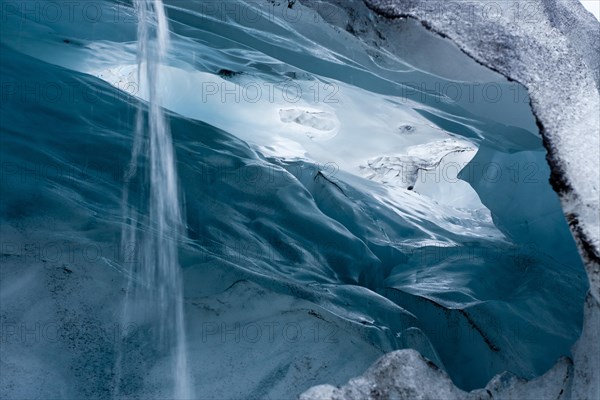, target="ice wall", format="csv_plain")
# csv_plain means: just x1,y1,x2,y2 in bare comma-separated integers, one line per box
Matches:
302,0,600,397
